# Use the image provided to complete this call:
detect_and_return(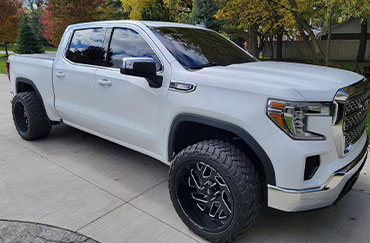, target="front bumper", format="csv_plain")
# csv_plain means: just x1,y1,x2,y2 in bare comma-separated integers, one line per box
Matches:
267,138,368,212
